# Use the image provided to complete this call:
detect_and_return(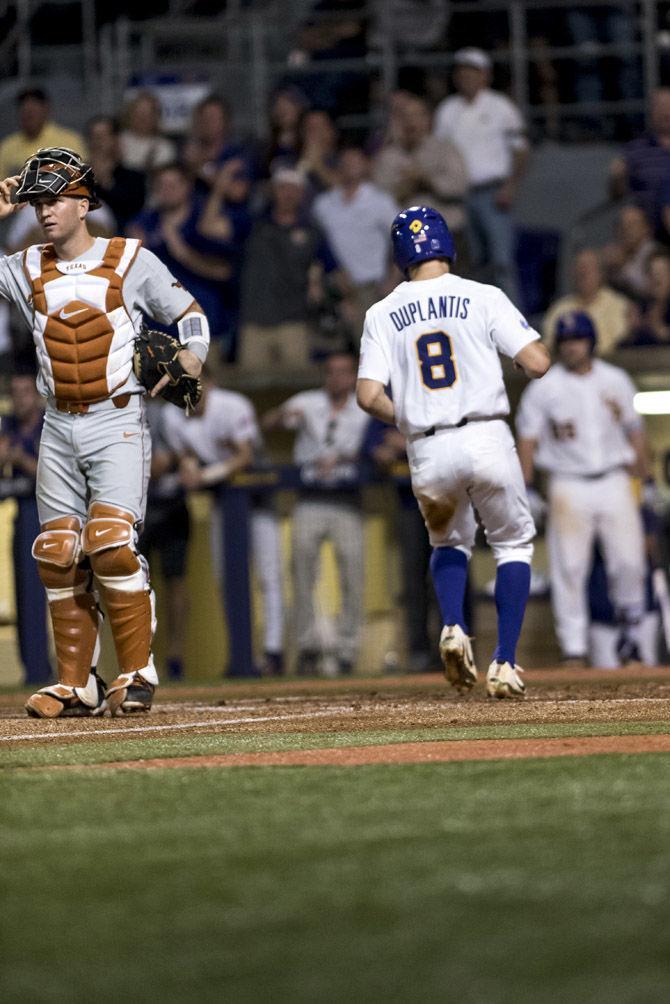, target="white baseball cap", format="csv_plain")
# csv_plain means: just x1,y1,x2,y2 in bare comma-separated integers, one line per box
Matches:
454,47,492,72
